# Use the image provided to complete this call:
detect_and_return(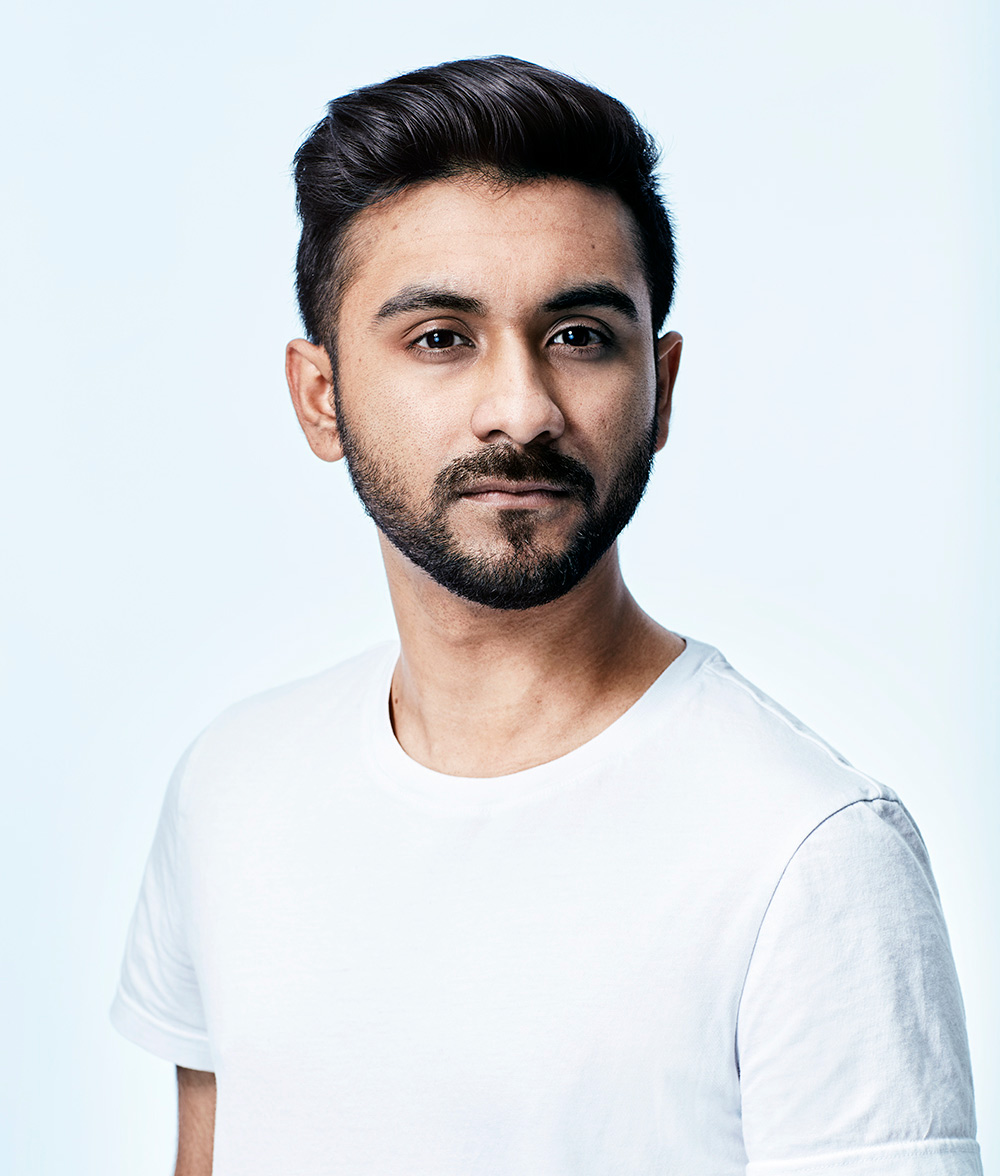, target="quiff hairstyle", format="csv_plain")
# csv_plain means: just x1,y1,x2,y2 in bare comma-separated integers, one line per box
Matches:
293,56,677,345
